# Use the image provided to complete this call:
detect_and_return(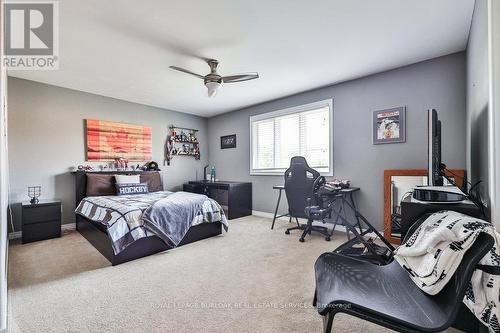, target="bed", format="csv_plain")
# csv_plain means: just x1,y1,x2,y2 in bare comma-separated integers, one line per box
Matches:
73,171,227,265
